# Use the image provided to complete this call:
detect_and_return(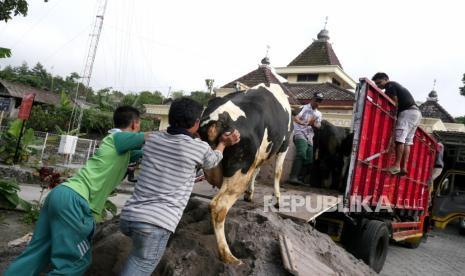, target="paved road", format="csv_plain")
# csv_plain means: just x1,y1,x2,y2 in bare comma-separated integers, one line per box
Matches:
17,184,465,276
381,222,465,276
18,184,131,214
